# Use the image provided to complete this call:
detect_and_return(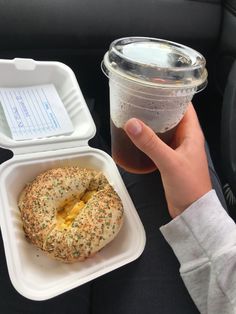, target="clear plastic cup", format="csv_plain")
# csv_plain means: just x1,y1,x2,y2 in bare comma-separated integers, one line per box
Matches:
102,37,208,174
